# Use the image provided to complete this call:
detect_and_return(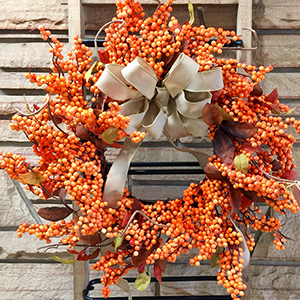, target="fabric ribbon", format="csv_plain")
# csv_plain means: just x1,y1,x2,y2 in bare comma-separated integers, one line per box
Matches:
95,53,224,208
